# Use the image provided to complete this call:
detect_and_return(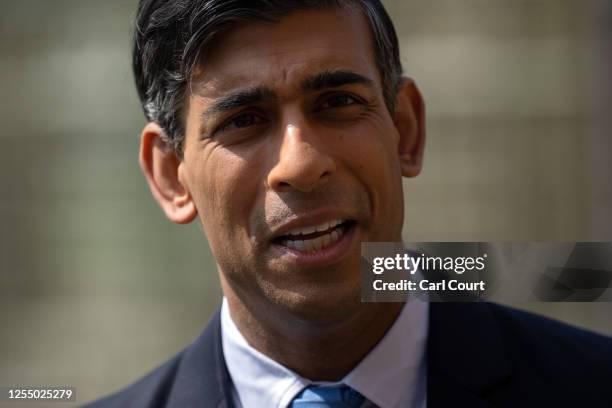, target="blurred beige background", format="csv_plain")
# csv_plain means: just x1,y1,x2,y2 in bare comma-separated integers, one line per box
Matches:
0,0,611,405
